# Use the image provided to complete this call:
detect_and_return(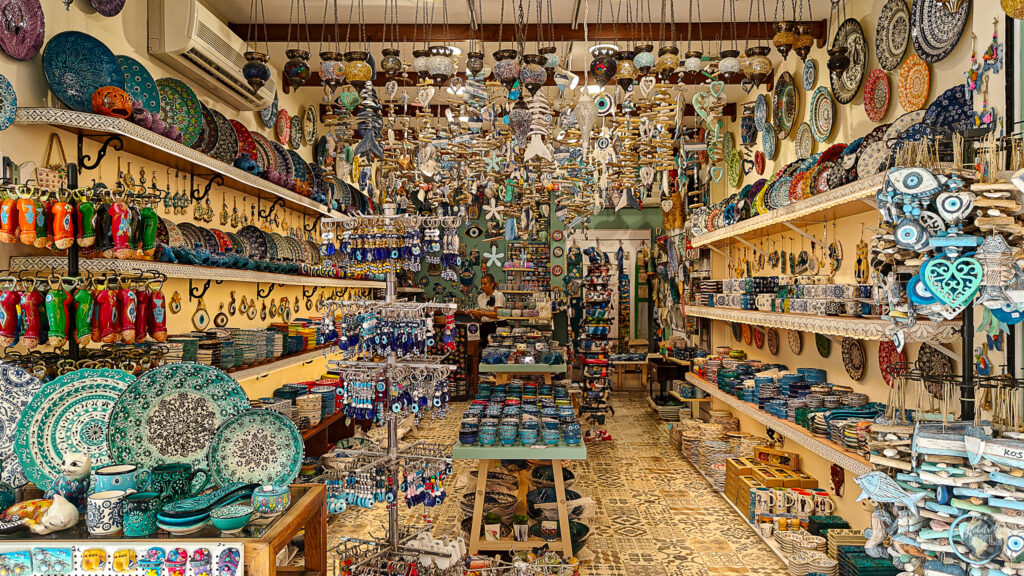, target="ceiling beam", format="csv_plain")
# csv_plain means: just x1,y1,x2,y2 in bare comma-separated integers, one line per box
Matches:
228,20,827,46
319,102,736,120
